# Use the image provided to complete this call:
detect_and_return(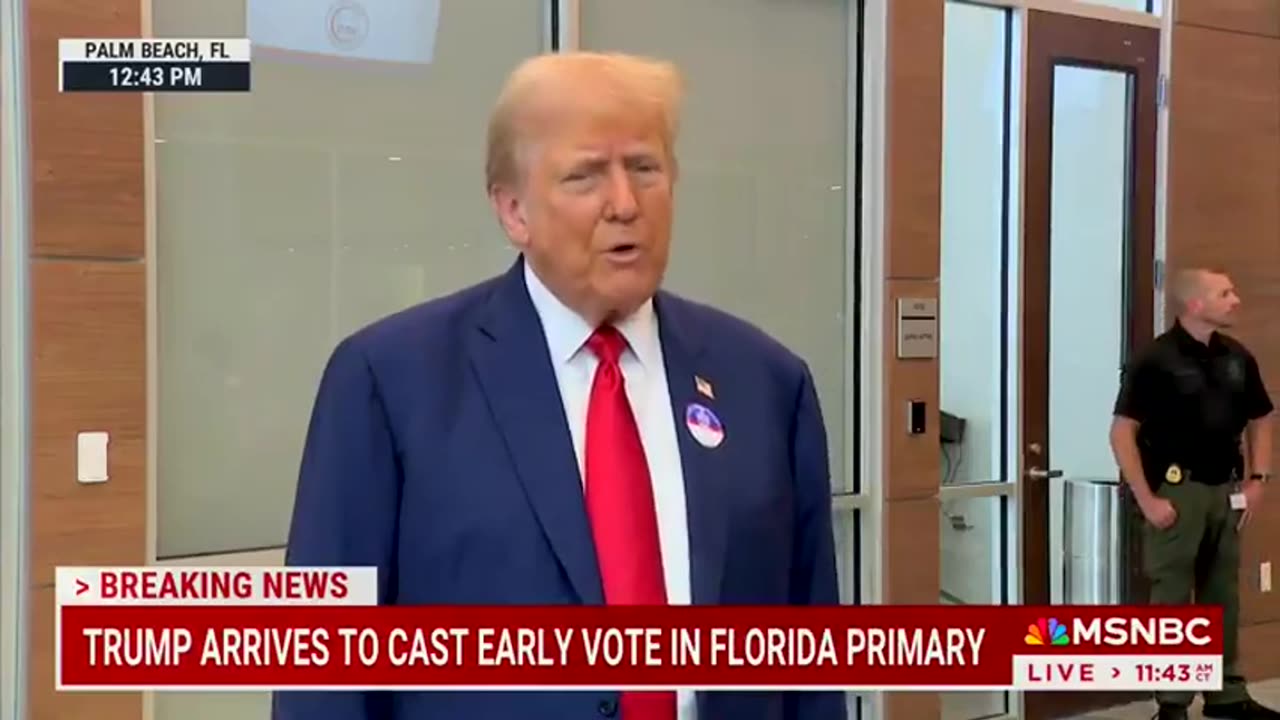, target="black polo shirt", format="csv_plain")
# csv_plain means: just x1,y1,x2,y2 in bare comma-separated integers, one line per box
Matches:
1113,320,1273,489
